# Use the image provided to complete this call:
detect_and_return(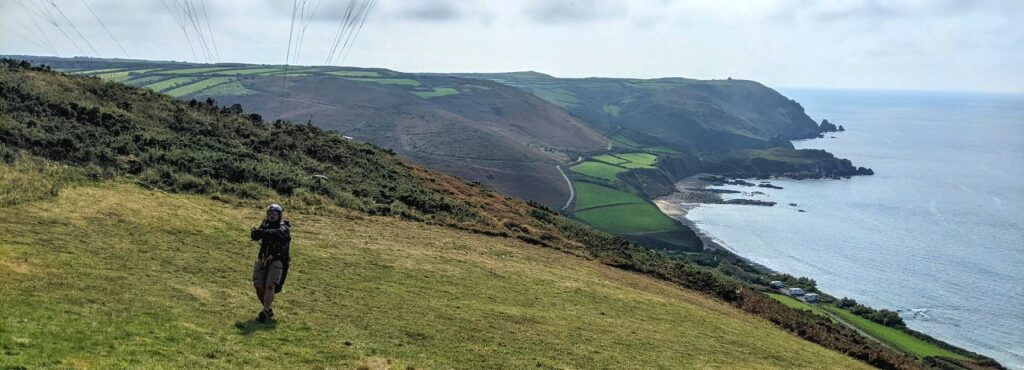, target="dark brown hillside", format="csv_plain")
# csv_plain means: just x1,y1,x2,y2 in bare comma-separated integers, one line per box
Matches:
204,74,605,207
